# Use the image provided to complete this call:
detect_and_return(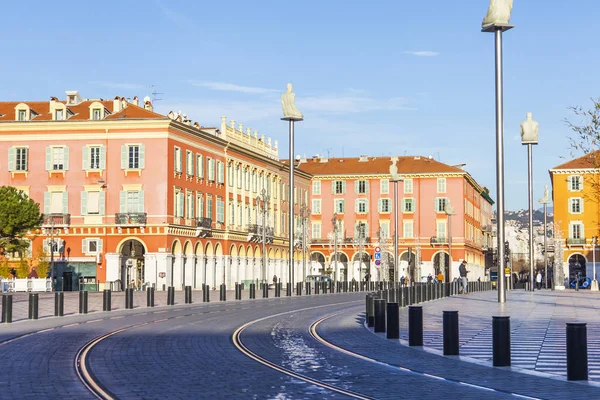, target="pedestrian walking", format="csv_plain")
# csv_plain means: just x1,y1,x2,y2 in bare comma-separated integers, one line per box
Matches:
459,261,469,294
536,271,542,290
437,272,444,283
427,273,433,284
